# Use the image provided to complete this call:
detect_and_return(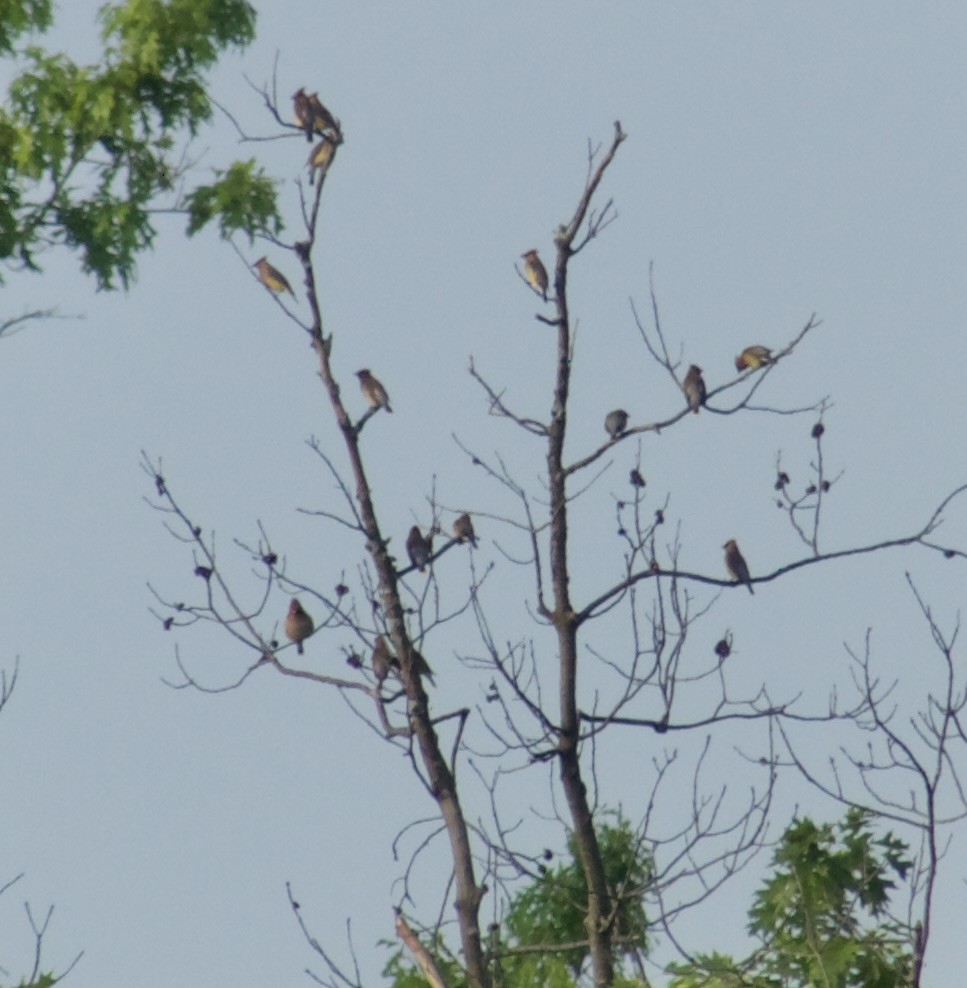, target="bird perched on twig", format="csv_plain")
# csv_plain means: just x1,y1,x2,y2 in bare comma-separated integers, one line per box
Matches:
723,539,754,595
372,634,435,685
453,513,478,547
284,599,314,653
356,369,392,413
521,249,549,302
307,137,336,185
372,635,397,684
307,92,340,136
292,87,313,140
735,345,773,371
682,364,707,414
406,526,433,572
605,409,629,439
253,256,295,297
